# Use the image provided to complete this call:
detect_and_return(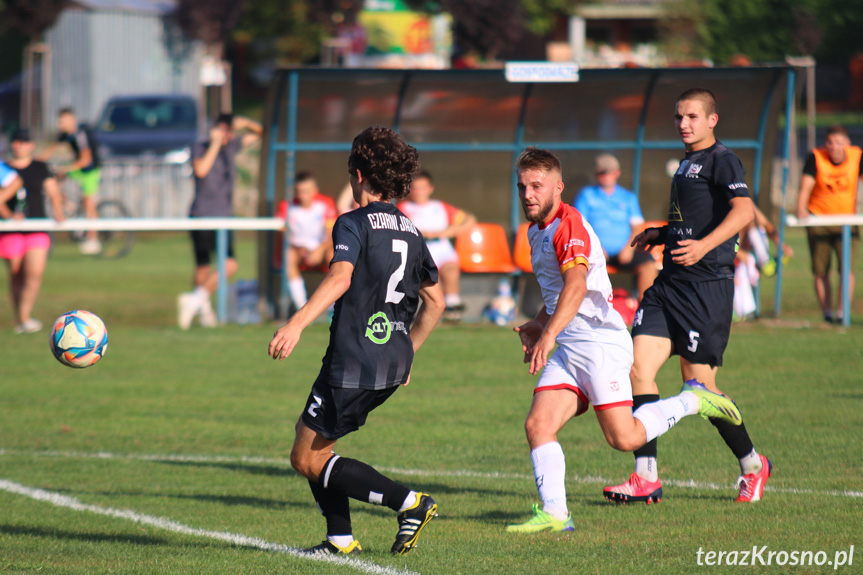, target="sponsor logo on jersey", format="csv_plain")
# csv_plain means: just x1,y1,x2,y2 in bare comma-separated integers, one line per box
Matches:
563,238,585,250
728,182,748,190
365,311,392,344
335,244,350,251
686,163,703,178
